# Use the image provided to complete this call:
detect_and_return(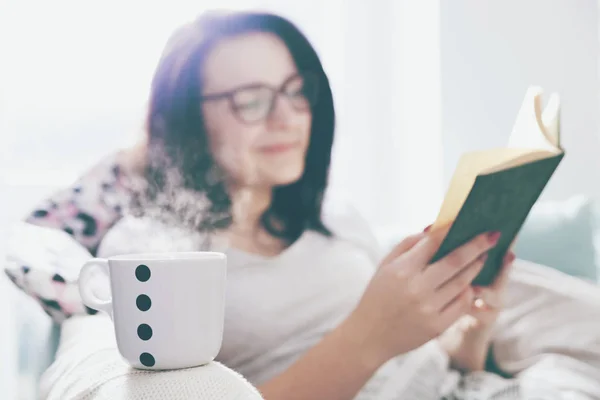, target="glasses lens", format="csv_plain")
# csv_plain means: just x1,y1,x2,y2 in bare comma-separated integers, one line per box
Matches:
231,87,273,123
283,73,319,110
